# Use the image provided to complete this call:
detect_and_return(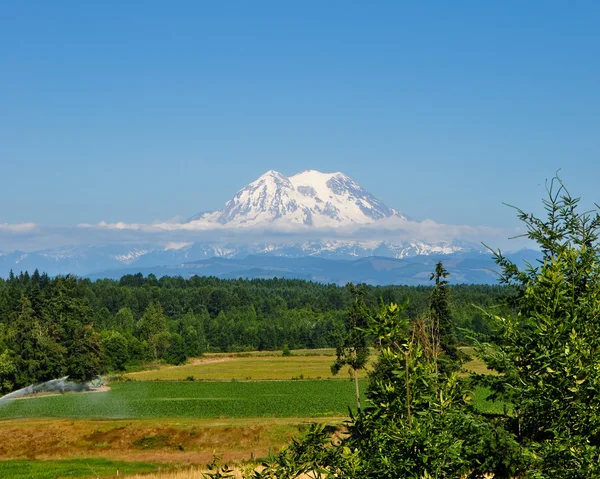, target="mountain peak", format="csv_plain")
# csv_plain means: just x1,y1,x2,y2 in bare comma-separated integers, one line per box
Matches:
248,170,292,189
292,169,342,177
189,169,407,227
257,169,286,180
